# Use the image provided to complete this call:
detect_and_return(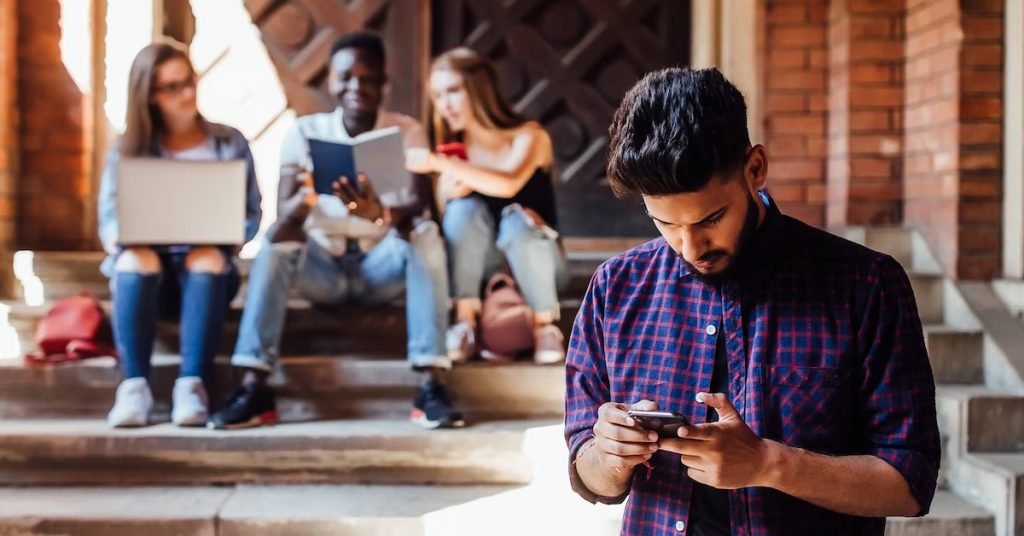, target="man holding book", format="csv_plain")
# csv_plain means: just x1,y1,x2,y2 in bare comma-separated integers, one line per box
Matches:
208,32,462,430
